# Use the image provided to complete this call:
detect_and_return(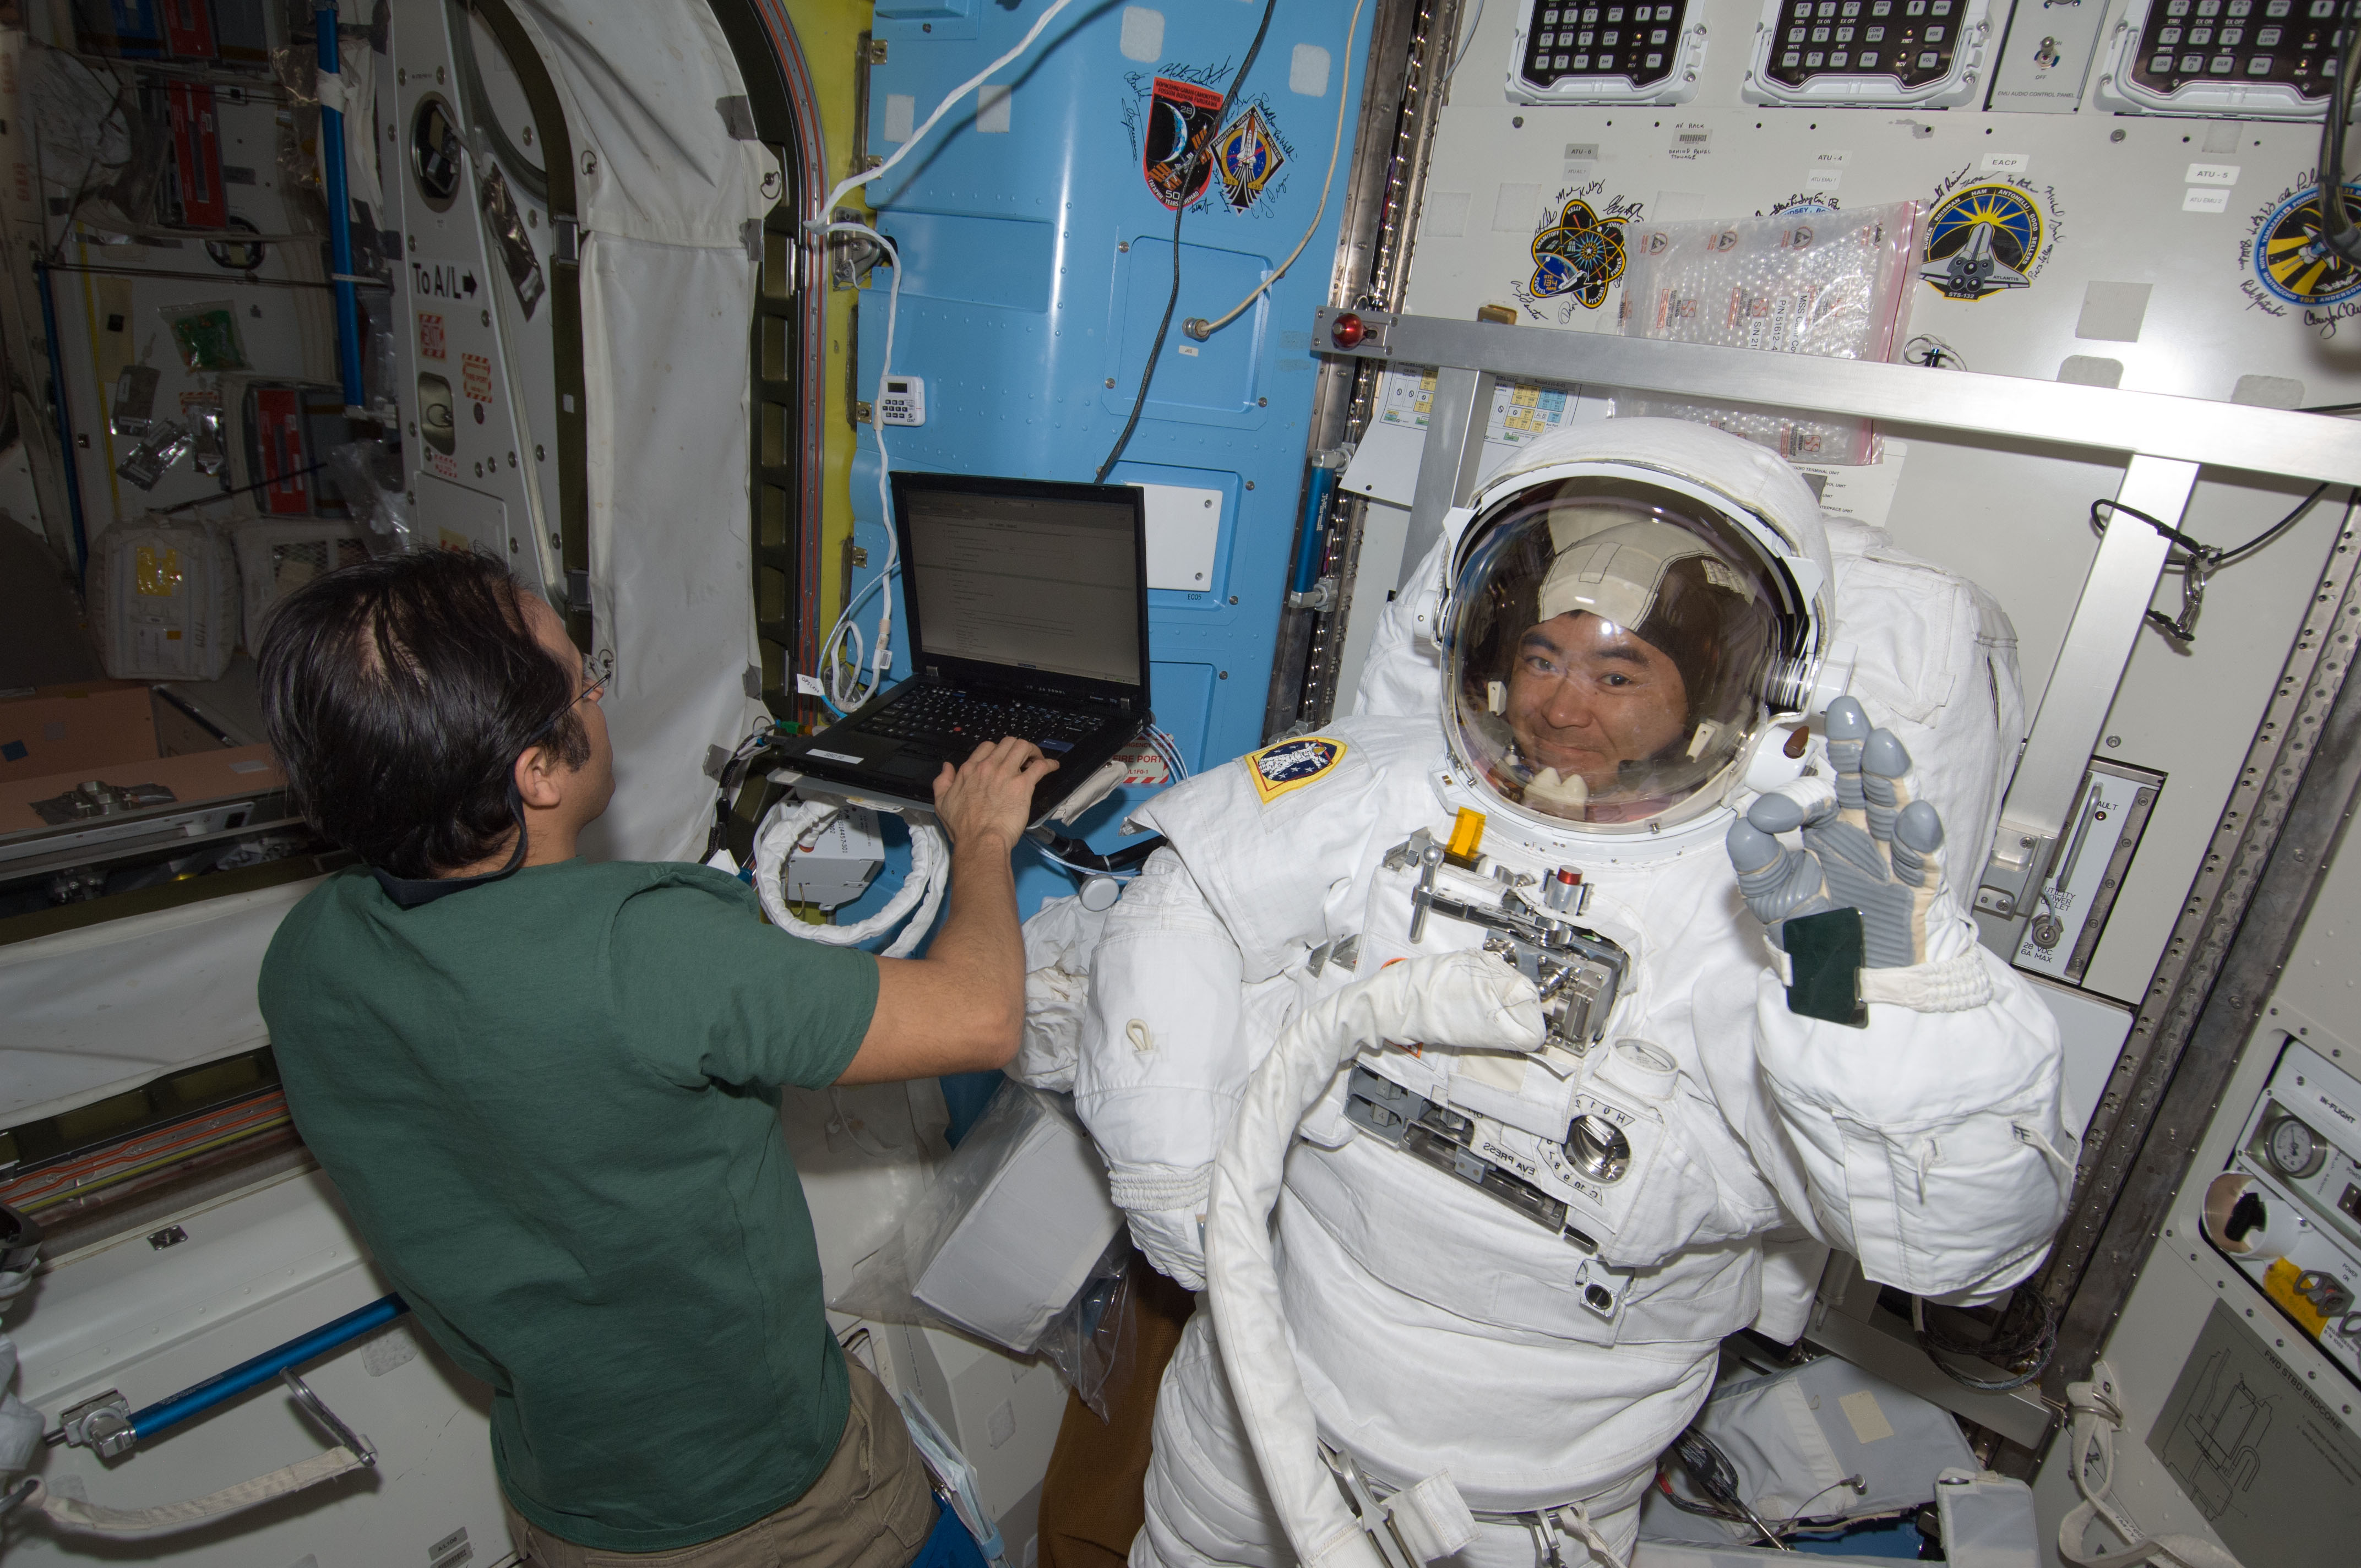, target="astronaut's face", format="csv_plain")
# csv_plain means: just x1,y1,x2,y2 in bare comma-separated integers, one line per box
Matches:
1504,611,1689,788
